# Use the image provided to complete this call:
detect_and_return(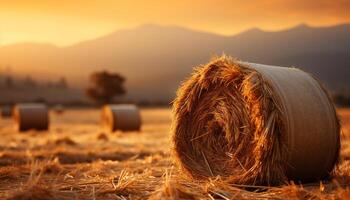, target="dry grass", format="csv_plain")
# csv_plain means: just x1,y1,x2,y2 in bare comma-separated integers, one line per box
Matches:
0,108,349,199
